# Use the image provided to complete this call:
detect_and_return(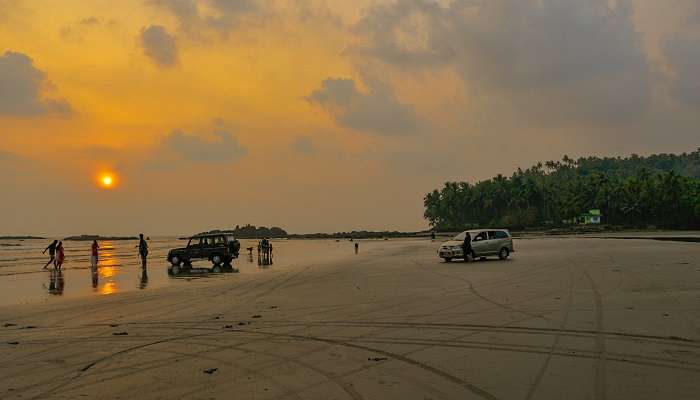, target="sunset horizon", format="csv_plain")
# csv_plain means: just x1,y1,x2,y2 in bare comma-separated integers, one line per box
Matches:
3,0,699,237
2,2,700,399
